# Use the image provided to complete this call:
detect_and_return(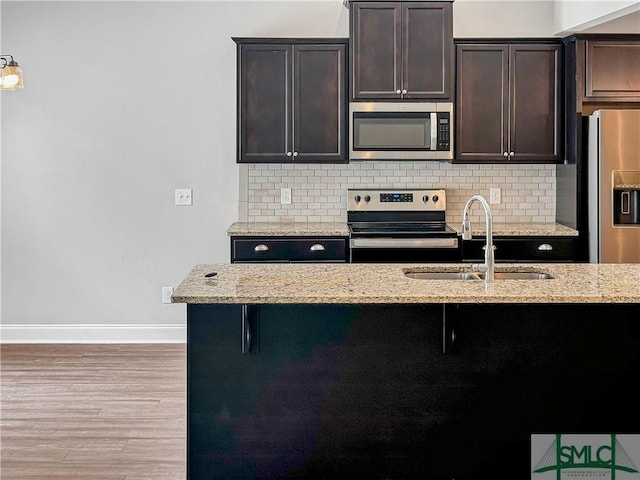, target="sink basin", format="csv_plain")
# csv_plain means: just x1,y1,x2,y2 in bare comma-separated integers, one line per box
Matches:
404,270,555,280
404,271,481,280
480,271,555,280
